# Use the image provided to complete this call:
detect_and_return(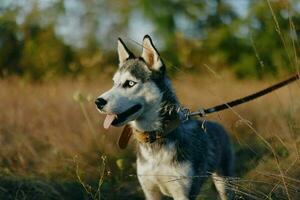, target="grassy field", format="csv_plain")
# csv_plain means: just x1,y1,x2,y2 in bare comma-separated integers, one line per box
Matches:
0,72,299,199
